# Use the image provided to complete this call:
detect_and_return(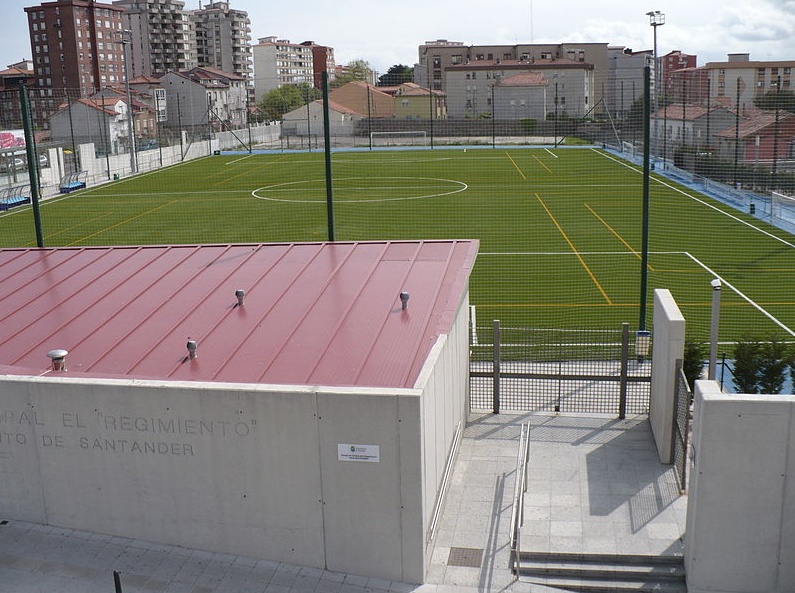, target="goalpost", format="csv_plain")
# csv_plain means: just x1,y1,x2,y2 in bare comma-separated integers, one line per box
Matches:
370,131,428,147
771,191,795,228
